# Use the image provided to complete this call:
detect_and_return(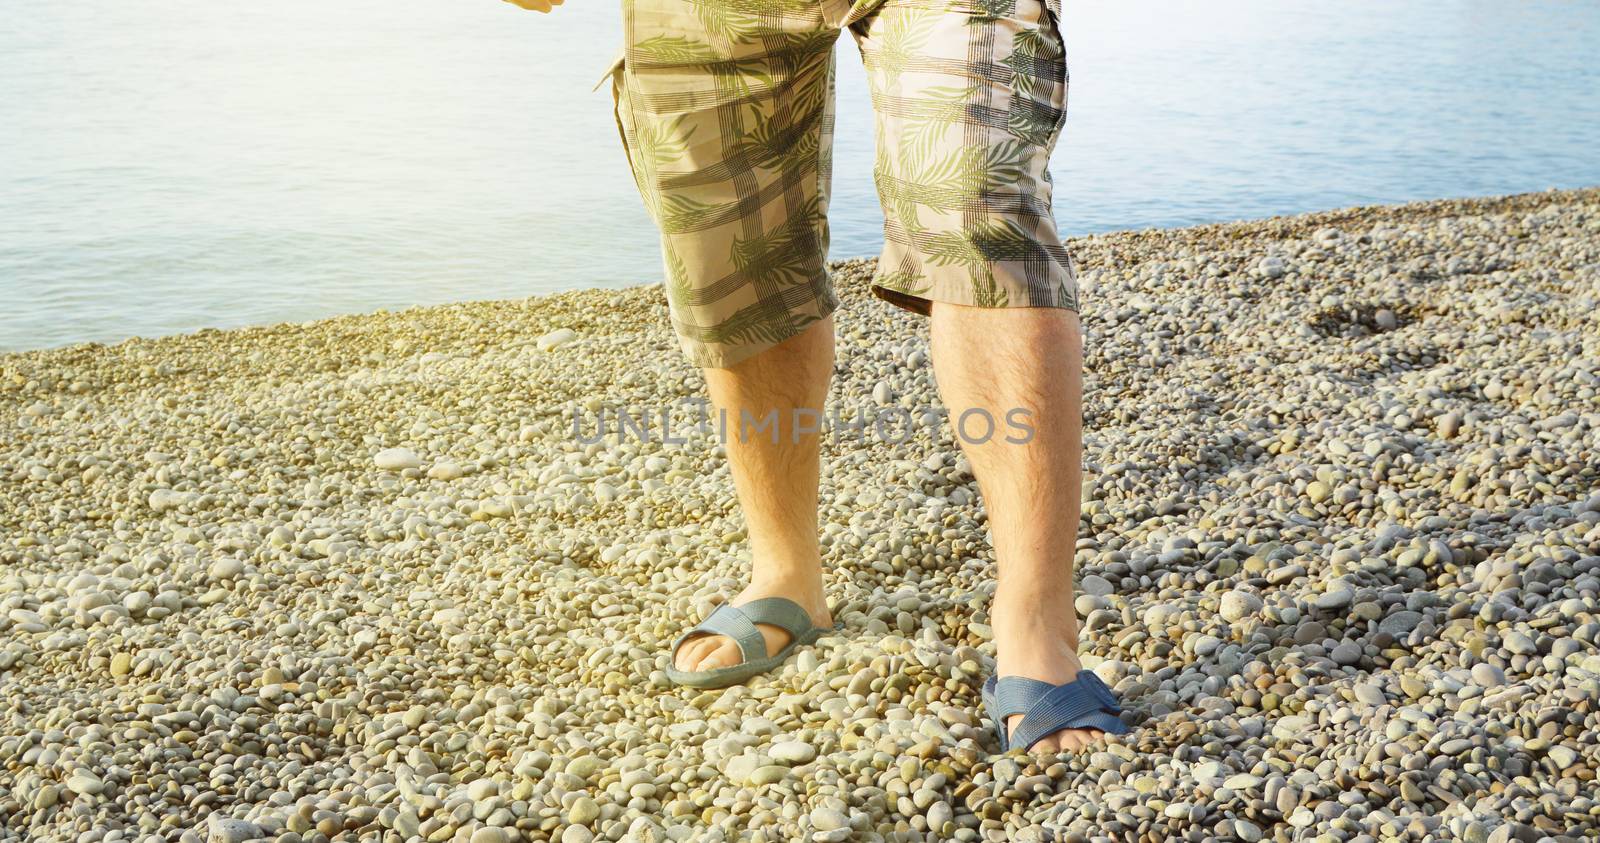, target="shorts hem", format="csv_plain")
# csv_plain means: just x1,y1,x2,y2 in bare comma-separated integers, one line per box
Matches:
676,284,842,370
868,273,1081,317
